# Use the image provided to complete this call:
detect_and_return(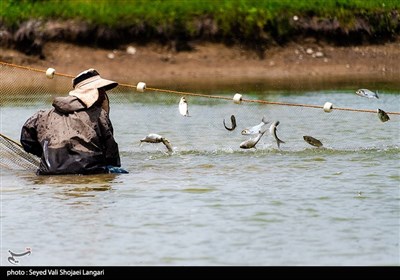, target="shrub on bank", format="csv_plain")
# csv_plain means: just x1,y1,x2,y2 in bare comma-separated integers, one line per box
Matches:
1,0,399,57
